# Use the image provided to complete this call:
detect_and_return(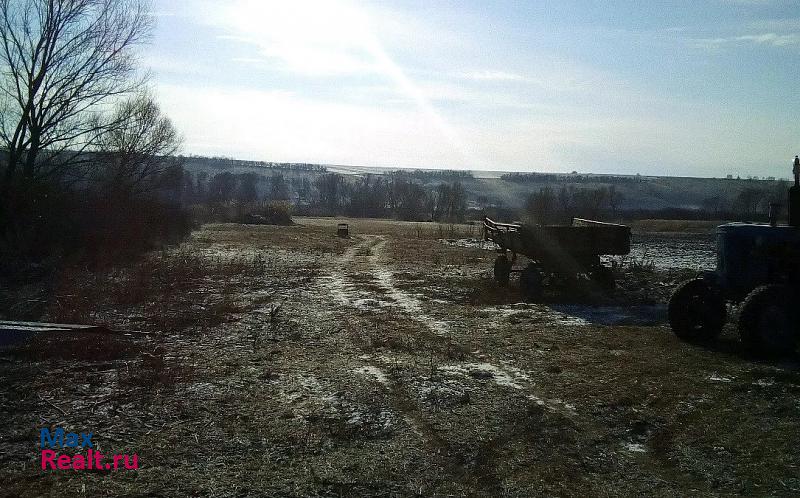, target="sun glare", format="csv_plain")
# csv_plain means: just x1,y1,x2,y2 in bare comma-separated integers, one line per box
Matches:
223,0,477,165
